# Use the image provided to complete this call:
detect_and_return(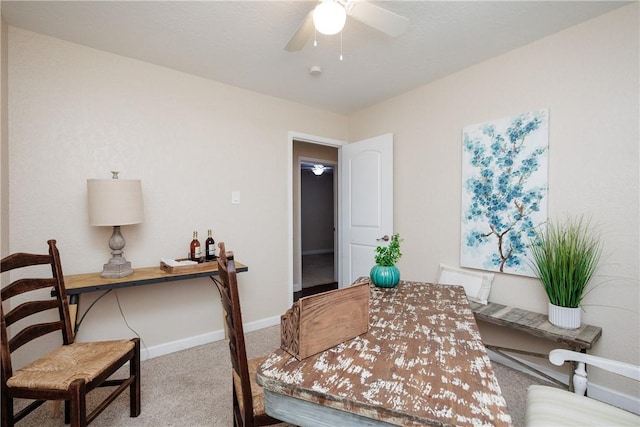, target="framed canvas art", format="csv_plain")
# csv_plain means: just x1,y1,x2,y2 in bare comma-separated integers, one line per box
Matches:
461,109,549,277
